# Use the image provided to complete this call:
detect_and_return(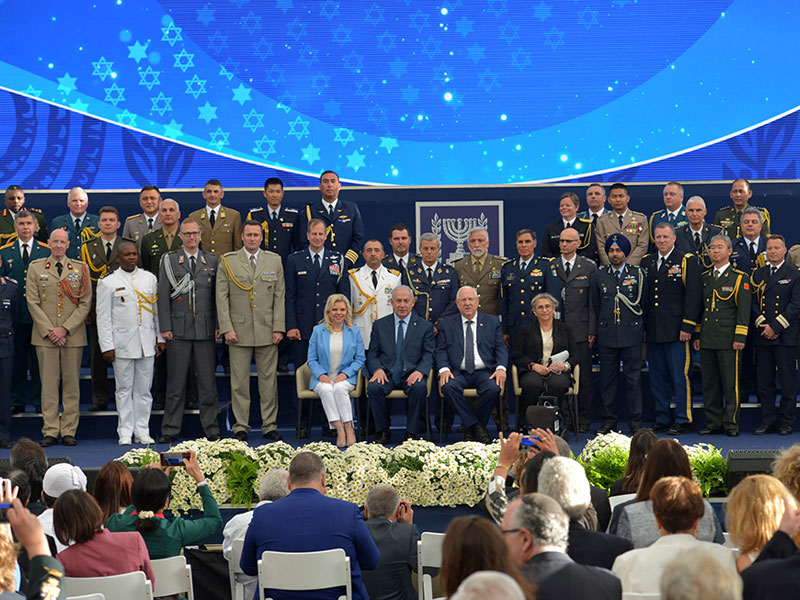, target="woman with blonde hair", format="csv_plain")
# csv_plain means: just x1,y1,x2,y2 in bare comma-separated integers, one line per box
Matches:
307,294,365,447
725,473,799,571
